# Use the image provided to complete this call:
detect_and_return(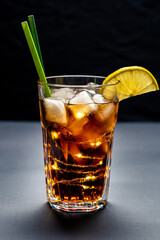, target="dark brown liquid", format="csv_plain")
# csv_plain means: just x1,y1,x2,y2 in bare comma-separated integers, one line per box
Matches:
40,99,118,202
